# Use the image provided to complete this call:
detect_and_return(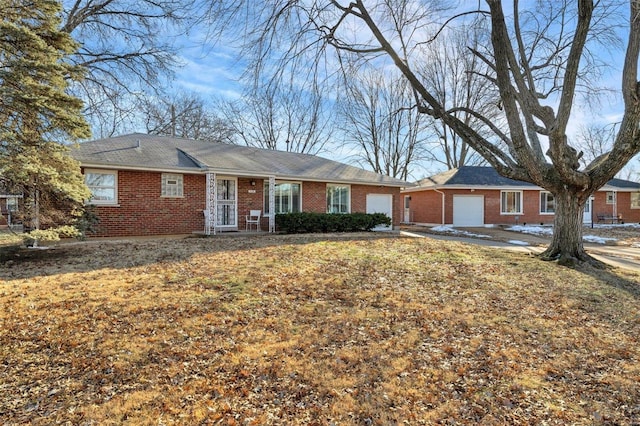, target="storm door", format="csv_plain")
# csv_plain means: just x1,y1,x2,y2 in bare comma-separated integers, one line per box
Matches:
216,178,237,228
